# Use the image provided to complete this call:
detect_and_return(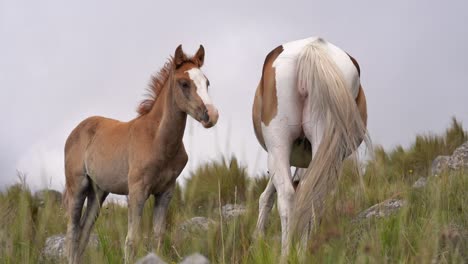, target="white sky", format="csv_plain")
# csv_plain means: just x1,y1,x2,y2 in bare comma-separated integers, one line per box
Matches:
1,0,467,191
